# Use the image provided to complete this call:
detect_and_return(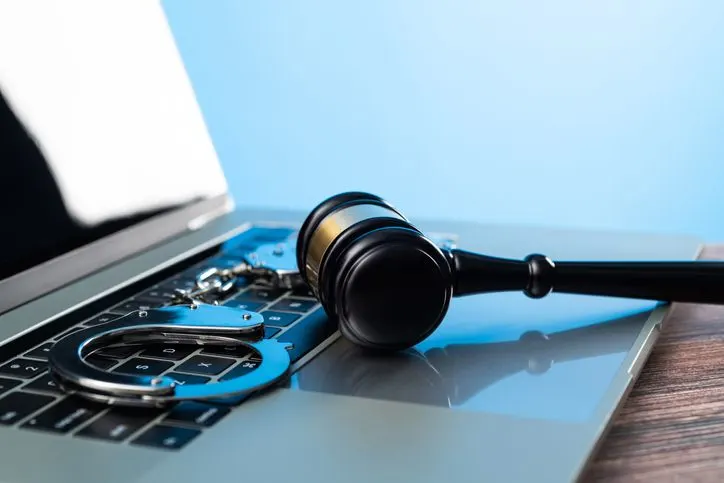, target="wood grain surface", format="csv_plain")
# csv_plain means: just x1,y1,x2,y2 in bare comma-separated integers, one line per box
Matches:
584,245,724,481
